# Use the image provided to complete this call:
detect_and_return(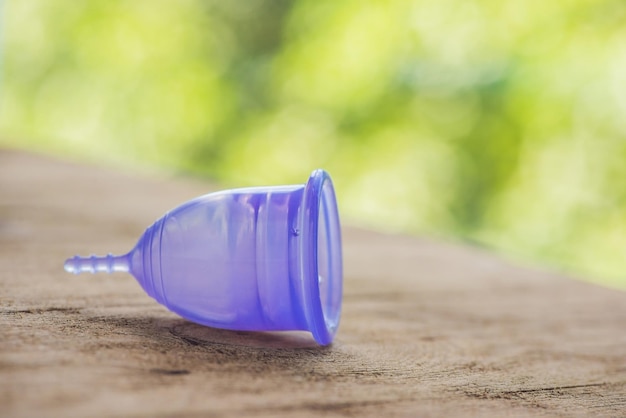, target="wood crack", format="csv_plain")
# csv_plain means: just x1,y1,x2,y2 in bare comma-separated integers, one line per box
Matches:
500,382,609,394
